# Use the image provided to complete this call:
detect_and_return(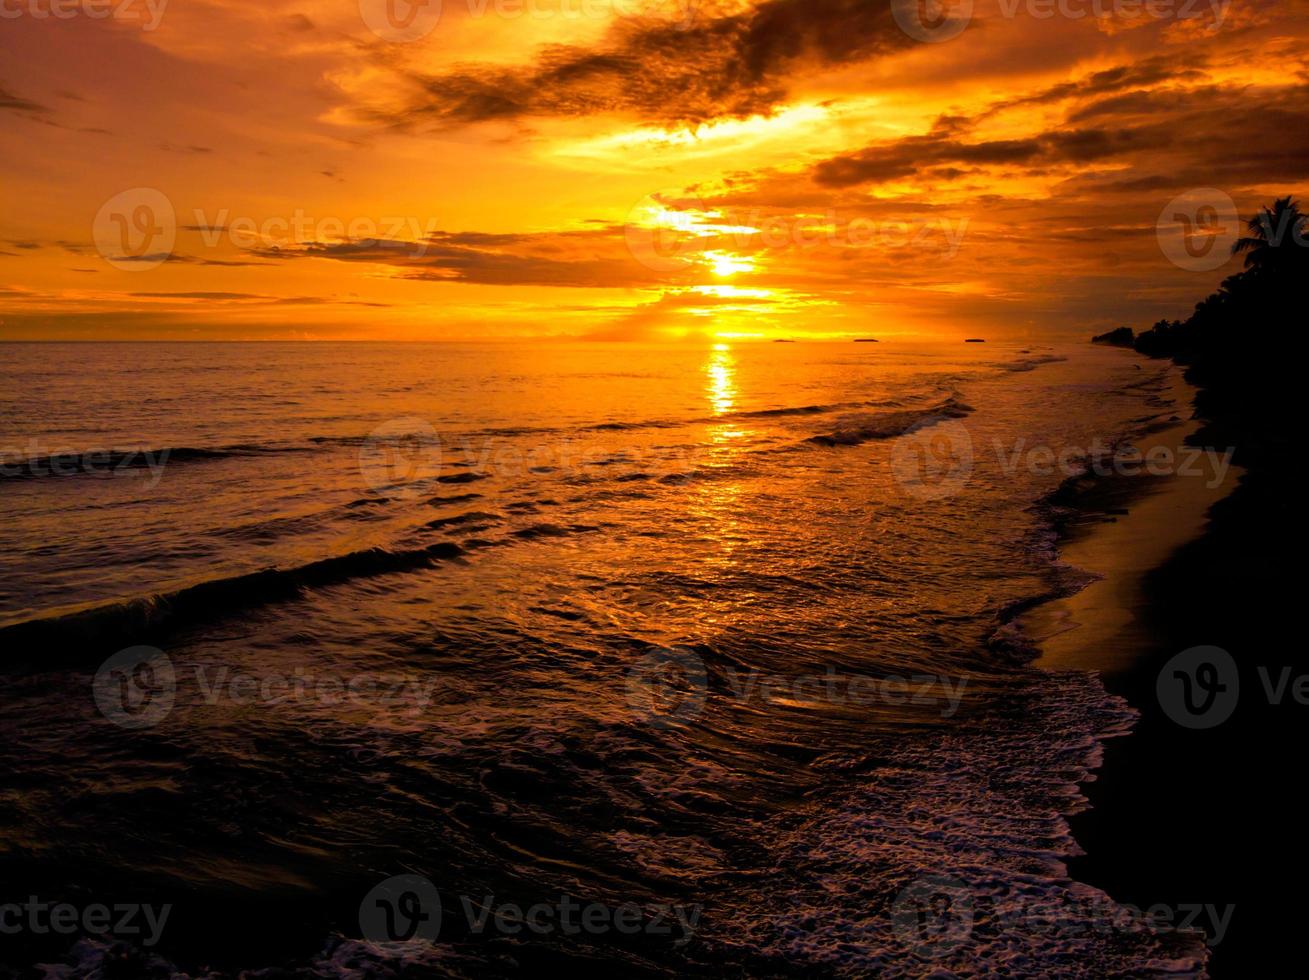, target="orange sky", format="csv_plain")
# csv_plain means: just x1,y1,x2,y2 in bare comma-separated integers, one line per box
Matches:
2,0,1306,340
